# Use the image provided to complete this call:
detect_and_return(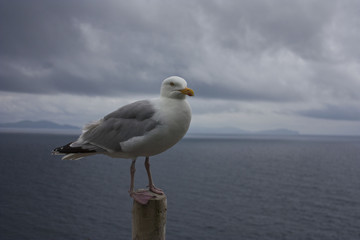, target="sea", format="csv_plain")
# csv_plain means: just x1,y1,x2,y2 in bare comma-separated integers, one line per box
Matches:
0,132,359,240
